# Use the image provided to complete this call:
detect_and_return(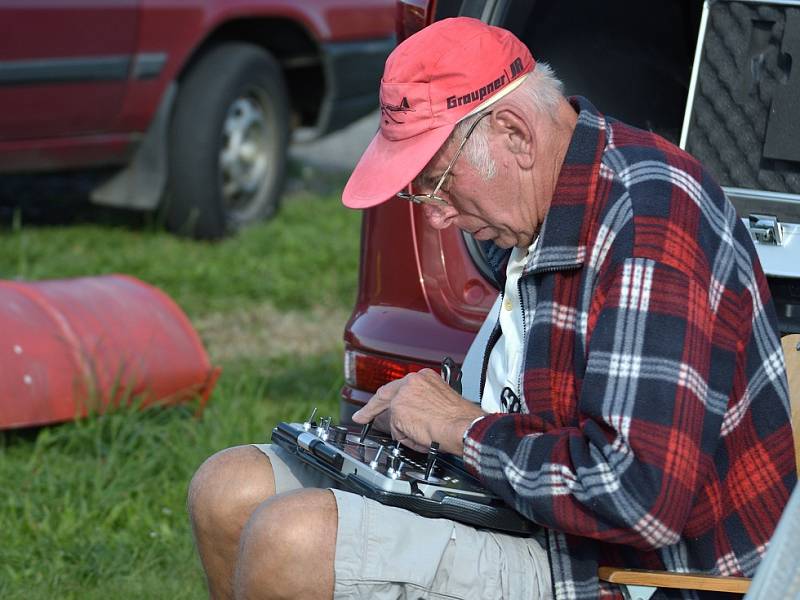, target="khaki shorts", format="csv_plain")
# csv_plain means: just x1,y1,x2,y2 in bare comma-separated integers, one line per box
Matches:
253,444,552,600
